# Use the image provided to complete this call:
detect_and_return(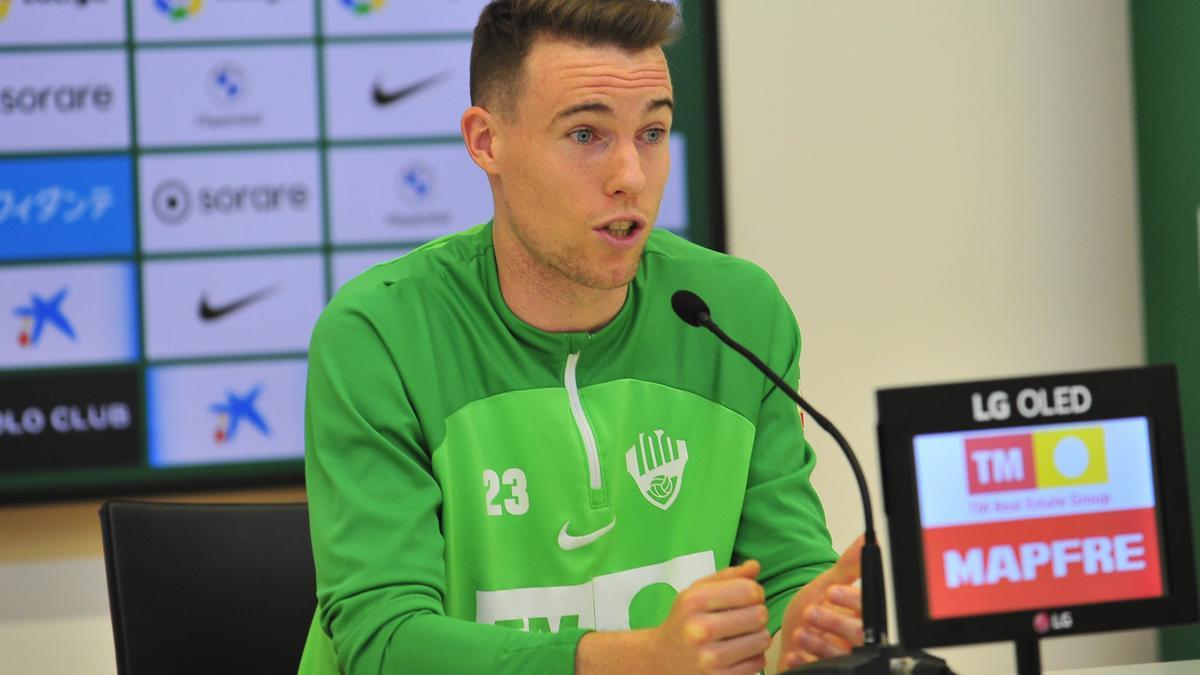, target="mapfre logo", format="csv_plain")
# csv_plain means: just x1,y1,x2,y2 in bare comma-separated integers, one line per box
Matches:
624,429,688,510
965,426,1108,494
